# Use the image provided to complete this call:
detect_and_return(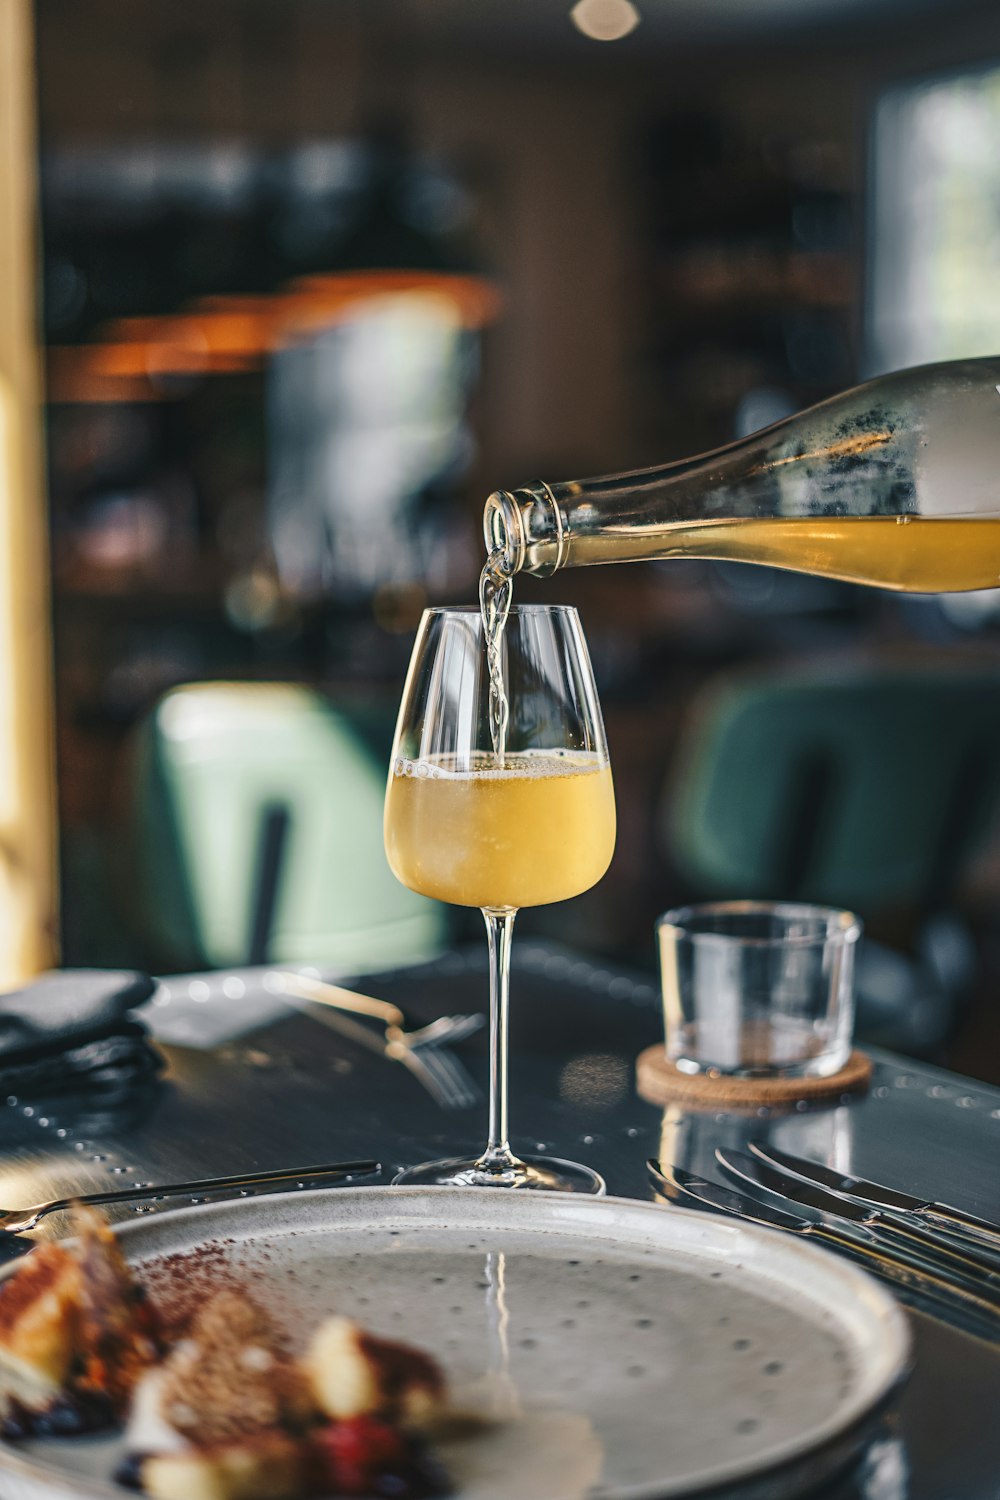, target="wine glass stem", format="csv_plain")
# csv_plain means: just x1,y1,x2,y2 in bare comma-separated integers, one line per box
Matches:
479,907,520,1173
